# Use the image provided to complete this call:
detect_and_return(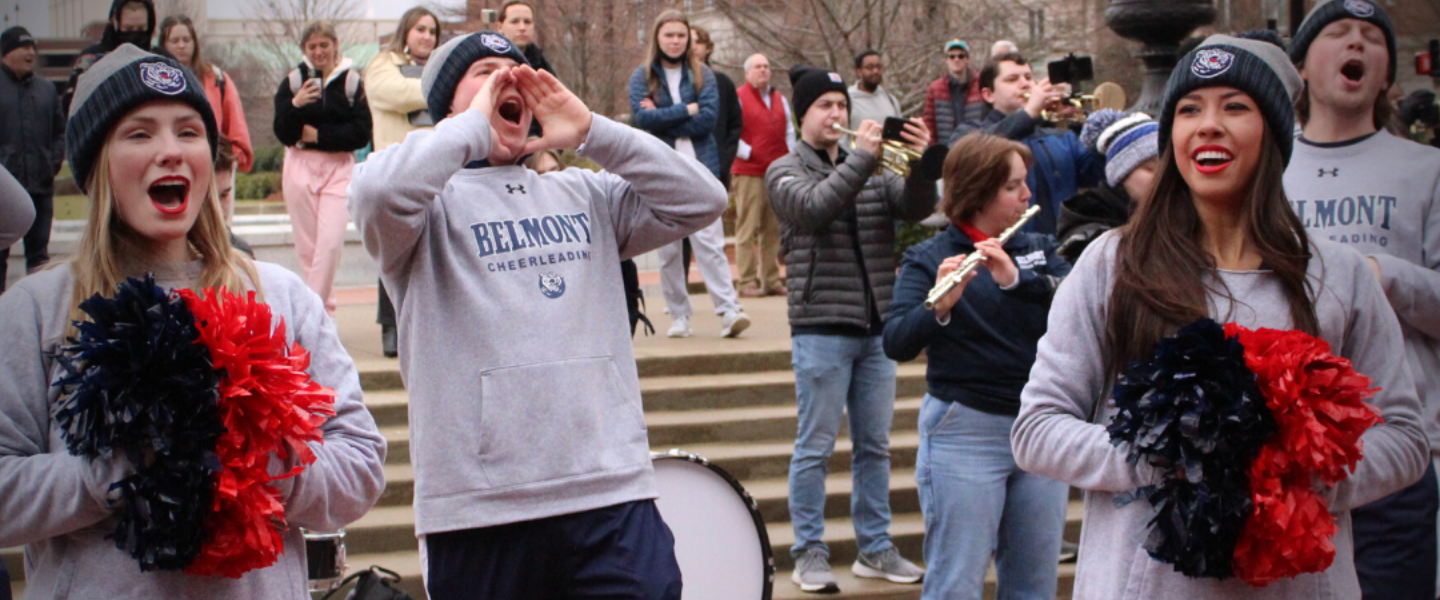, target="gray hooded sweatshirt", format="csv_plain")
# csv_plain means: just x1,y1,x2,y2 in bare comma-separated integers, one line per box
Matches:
1013,231,1427,600
348,110,726,535
0,260,387,600
1284,131,1440,459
